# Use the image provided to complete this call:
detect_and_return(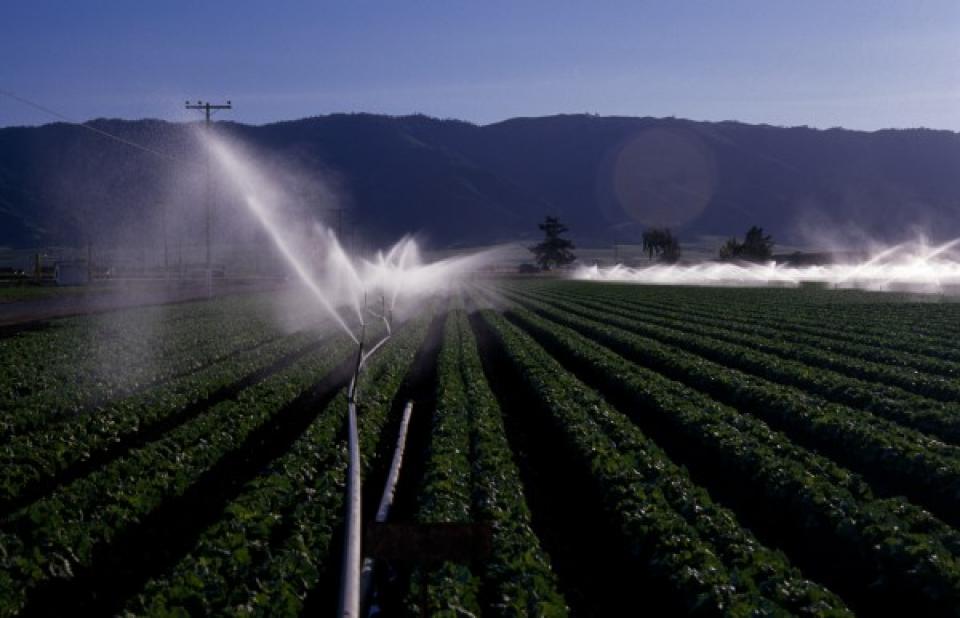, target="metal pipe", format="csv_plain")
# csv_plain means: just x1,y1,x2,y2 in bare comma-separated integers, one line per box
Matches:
339,323,366,618
374,400,414,522
338,391,363,618
359,400,415,613
349,322,366,399
360,333,391,367
338,324,392,618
